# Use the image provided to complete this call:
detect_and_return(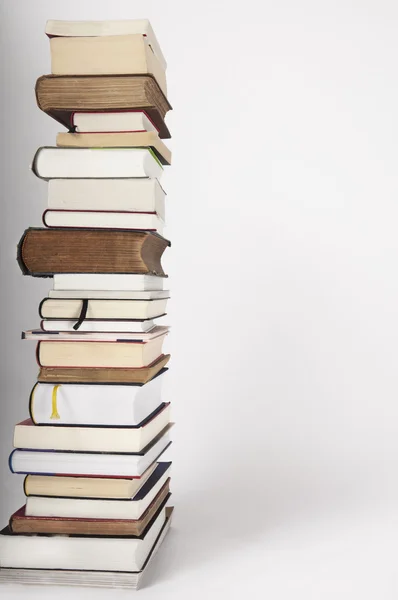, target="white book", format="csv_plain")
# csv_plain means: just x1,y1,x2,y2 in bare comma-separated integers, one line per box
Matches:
48,289,170,300
23,326,168,342
29,369,167,426
9,428,172,477
40,297,168,320
45,19,167,70
53,274,165,291
0,508,173,589
0,505,168,573
48,179,166,222
32,147,163,180
41,319,156,333
14,405,171,453
26,463,171,520
43,210,165,234
73,111,158,133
